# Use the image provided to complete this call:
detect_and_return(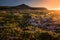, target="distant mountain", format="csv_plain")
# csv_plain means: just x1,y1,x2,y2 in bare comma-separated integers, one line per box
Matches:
0,4,47,10
15,4,47,10
16,4,30,8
